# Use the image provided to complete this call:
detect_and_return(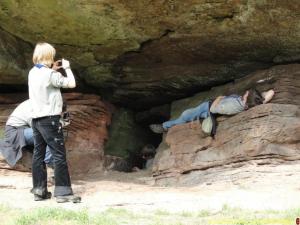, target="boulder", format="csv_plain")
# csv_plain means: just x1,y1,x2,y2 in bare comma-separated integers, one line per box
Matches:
152,64,300,185
62,93,113,175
